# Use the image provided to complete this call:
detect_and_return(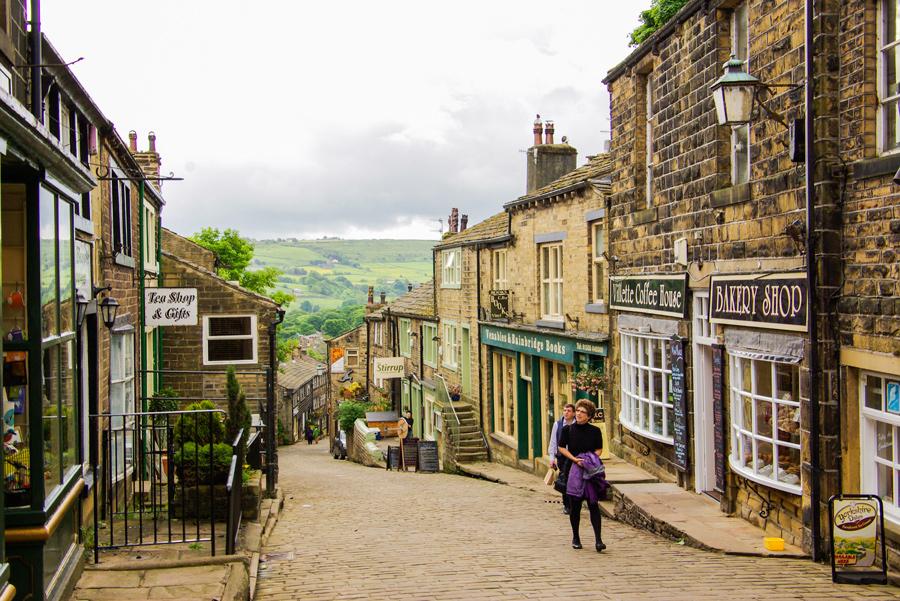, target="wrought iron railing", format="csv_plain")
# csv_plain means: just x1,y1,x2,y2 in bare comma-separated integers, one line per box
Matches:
247,430,262,470
225,428,244,555
436,375,461,467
